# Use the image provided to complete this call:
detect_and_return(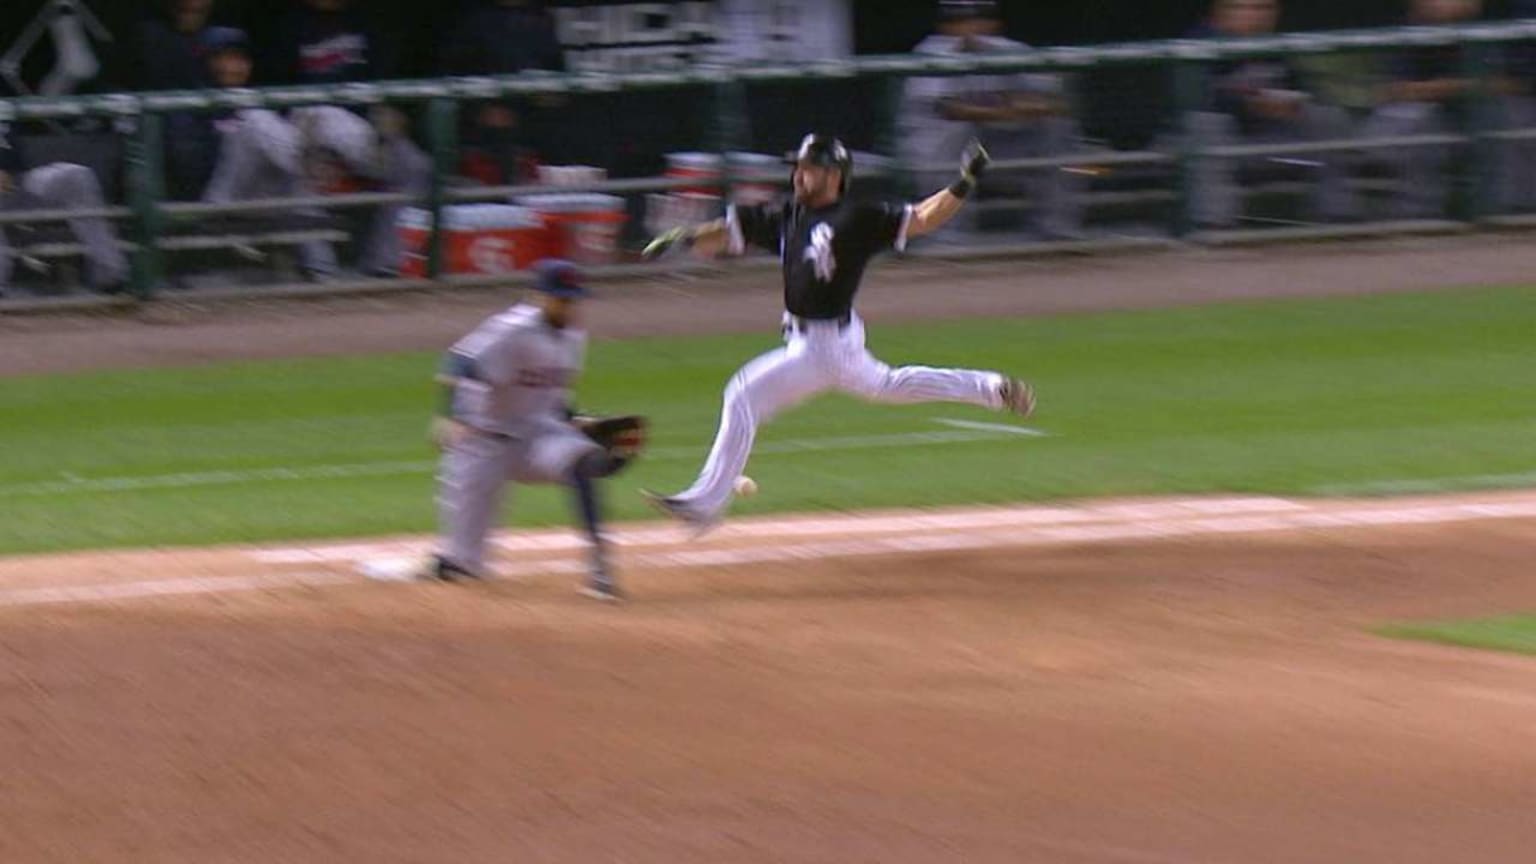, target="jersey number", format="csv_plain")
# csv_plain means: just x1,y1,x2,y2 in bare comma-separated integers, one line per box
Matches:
804,223,837,282
516,368,571,389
